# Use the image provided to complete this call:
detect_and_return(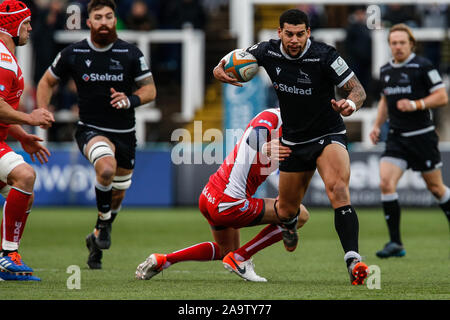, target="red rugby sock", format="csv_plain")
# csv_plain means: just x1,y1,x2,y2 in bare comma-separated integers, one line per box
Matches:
166,241,221,264
234,224,282,261
1,187,31,251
